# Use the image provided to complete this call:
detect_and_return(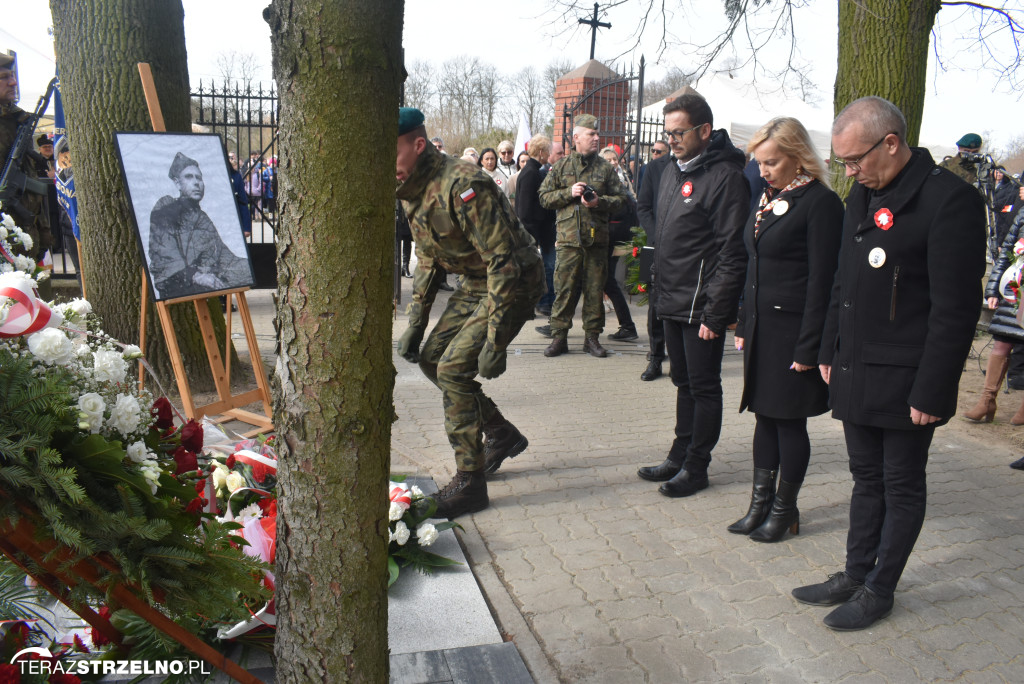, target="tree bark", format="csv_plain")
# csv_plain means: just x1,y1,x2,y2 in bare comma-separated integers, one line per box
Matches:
831,0,942,195
49,0,240,392
267,1,403,680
